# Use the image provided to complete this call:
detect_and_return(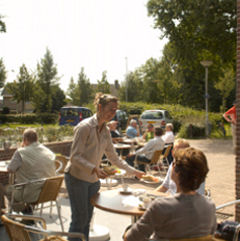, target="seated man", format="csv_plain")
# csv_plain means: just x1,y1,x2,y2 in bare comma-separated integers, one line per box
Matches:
126,127,164,171
5,128,56,212
126,119,140,139
155,139,205,195
124,147,216,241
